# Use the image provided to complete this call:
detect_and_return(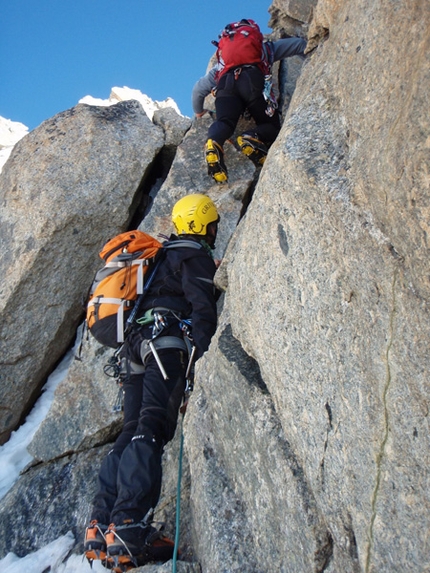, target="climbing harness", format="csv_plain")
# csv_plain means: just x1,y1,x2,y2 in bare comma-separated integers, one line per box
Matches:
136,309,196,383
